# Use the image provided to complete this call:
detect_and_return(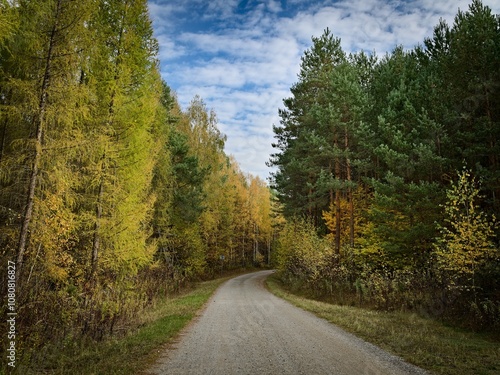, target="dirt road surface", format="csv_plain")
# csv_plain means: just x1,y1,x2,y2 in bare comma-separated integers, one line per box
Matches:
147,270,429,375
